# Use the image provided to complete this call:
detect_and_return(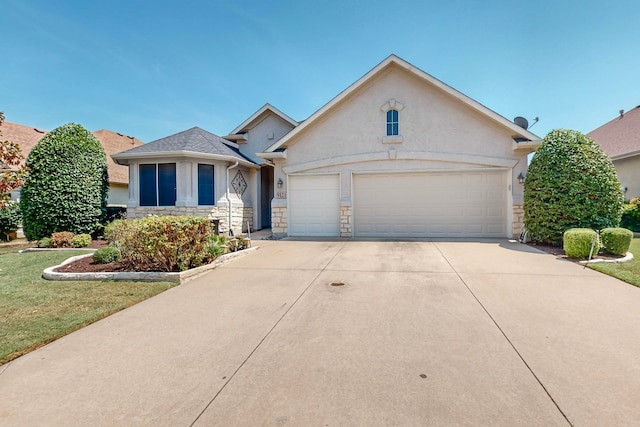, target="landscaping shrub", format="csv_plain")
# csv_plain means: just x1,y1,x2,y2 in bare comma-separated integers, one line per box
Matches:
524,129,624,244
600,228,633,256
20,123,109,240
0,201,21,241
621,200,640,232
106,216,212,272
50,231,75,248
93,246,122,264
37,237,51,248
71,233,92,248
206,234,228,259
563,228,600,259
